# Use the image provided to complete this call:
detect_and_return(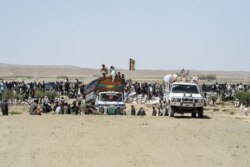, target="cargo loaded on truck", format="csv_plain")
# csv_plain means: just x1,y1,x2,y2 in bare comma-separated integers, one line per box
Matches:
84,76,126,115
